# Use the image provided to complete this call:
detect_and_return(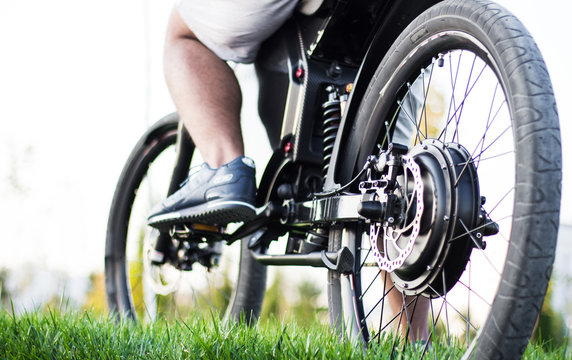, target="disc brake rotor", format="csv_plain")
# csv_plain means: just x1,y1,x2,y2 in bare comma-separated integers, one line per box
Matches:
369,155,424,272
363,139,482,296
